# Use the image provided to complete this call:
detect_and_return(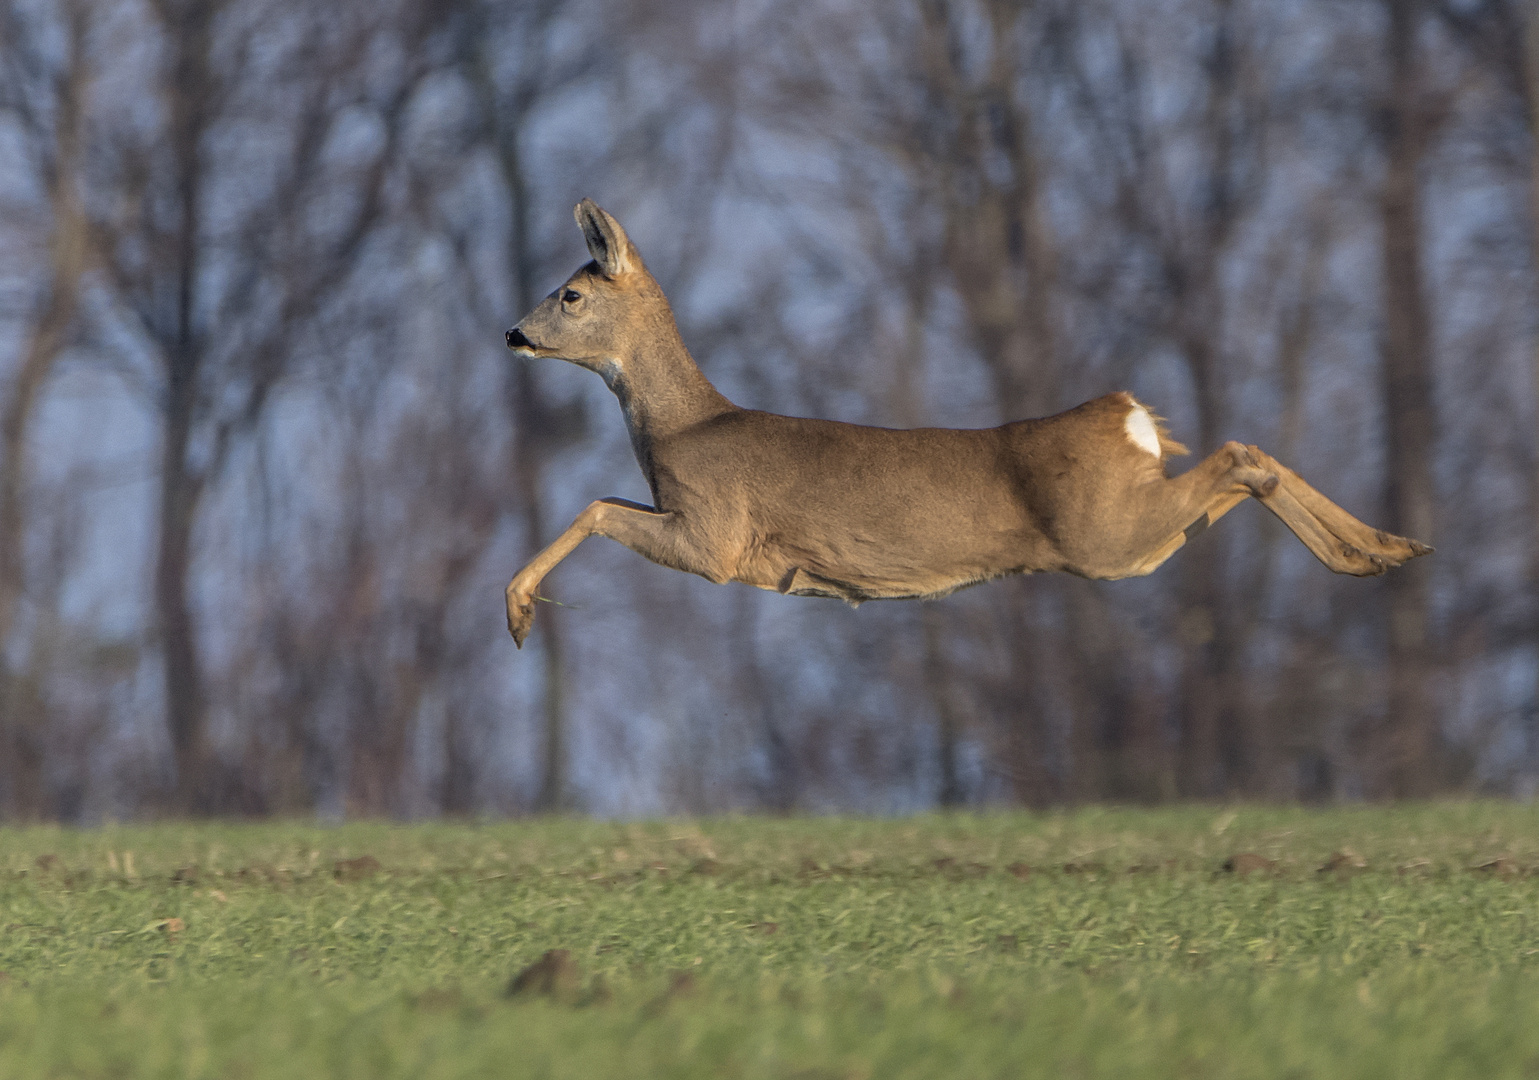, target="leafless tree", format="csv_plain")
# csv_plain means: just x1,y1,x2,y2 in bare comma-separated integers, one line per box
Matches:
80,0,429,810
0,0,92,817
